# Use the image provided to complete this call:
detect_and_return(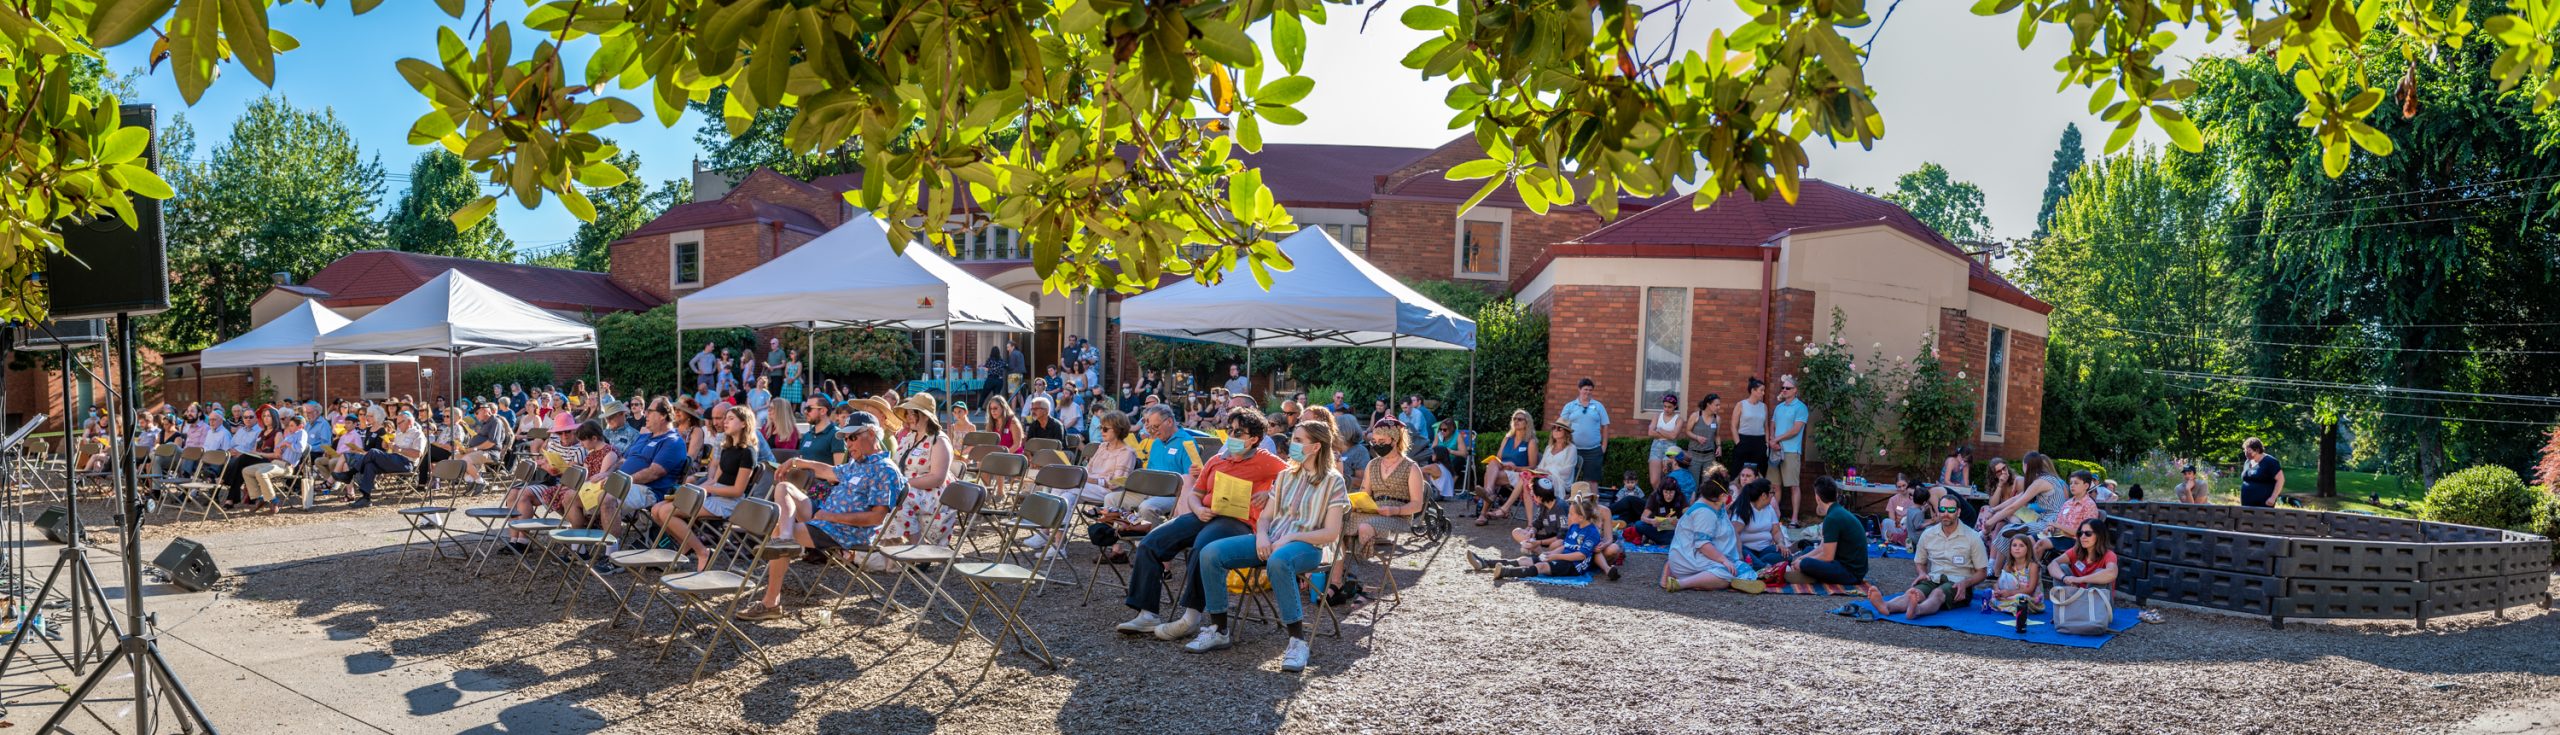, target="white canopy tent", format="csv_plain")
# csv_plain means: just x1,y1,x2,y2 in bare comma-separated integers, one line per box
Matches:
675,214,1035,400
201,299,416,400
1122,227,1479,425
313,269,598,402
